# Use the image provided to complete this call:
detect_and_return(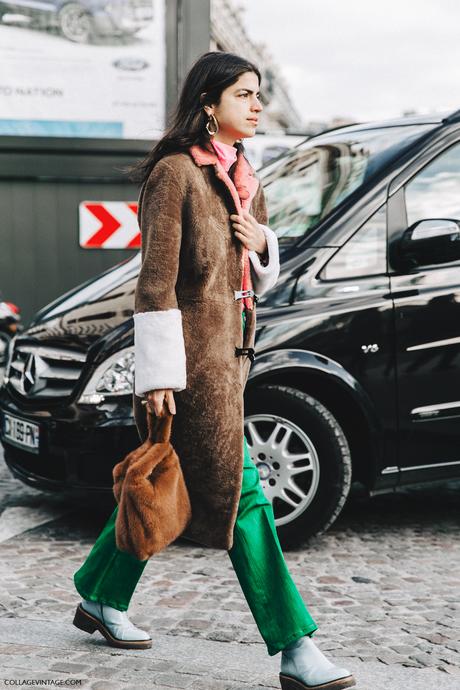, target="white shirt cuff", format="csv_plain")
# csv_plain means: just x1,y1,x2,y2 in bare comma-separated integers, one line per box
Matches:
248,224,280,296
